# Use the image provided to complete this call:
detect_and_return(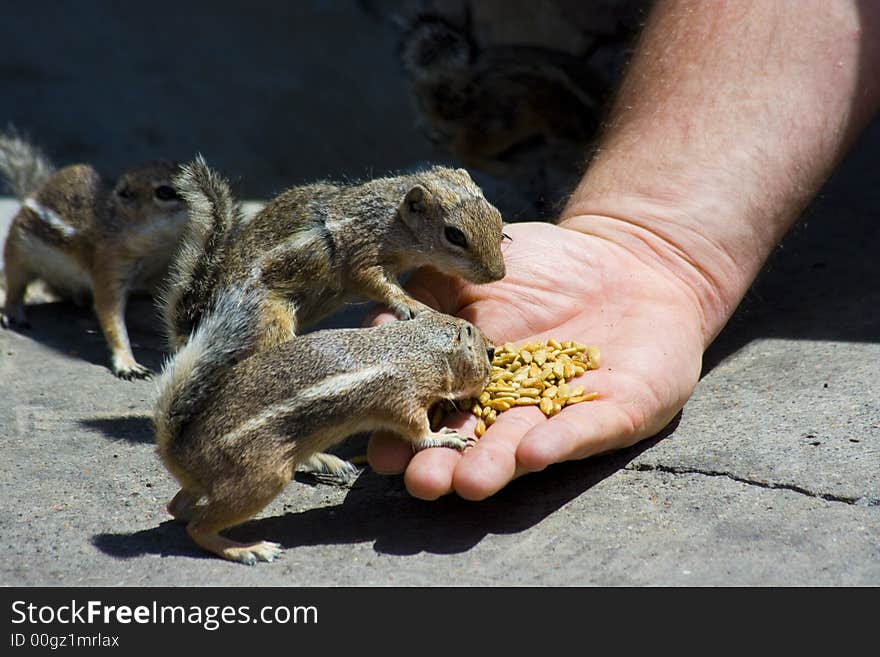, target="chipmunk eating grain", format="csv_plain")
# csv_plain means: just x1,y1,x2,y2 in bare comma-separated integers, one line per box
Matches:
154,285,494,564
0,130,187,379
162,156,507,353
